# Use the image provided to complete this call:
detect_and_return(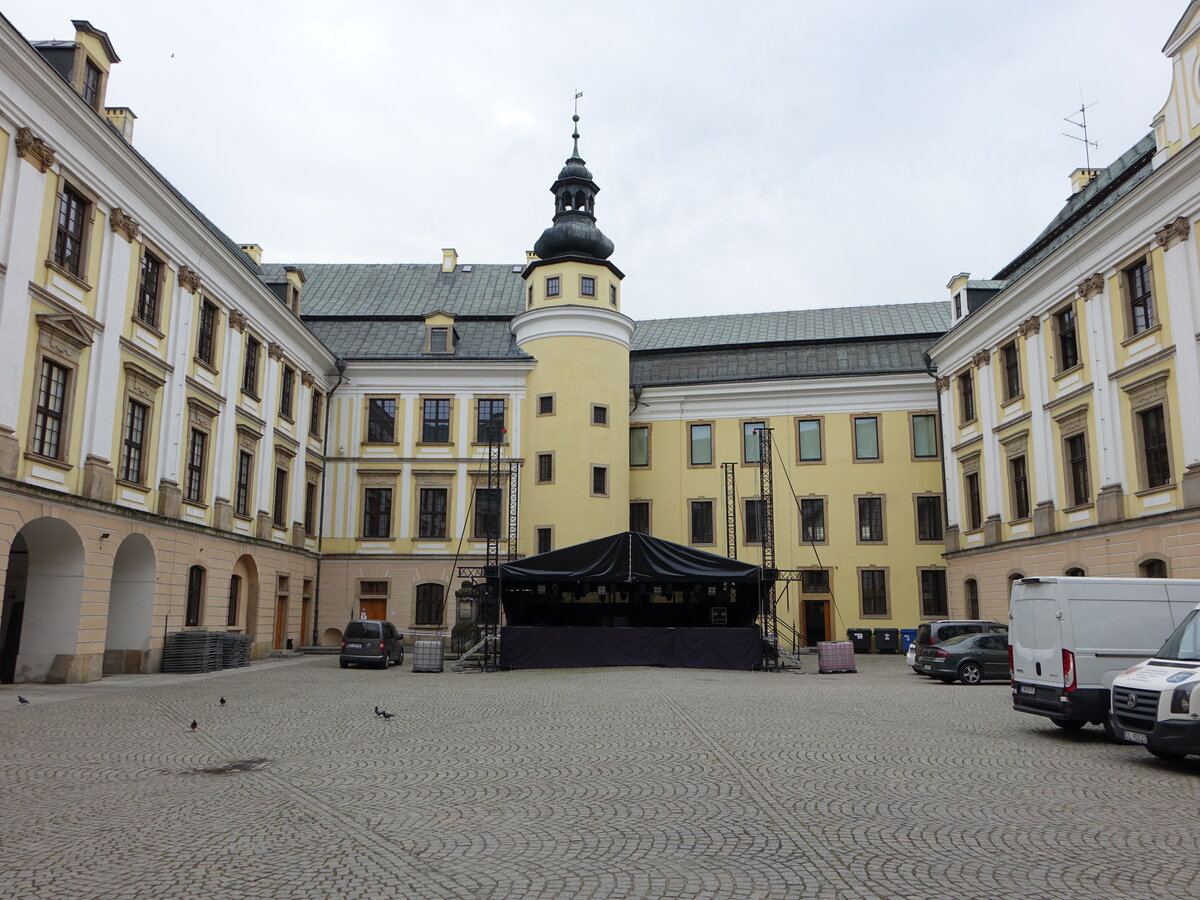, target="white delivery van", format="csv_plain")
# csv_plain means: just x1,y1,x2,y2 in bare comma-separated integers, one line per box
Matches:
1009,577,1200,736
1110,603,1200,760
